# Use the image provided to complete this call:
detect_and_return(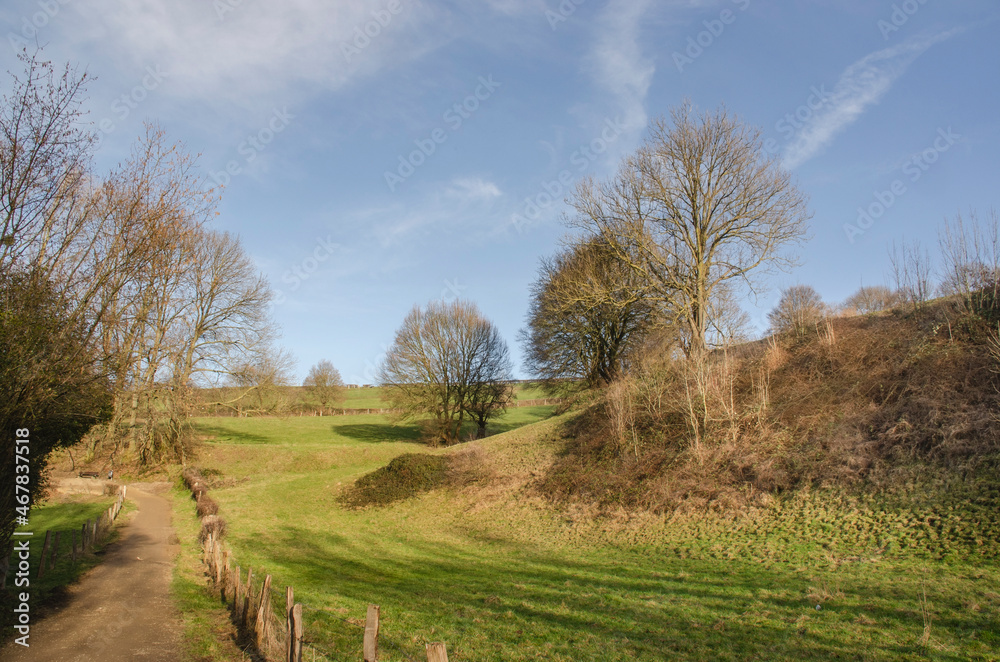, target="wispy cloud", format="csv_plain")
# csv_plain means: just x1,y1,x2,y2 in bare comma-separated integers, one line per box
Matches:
46,0,445,117
782,29,961,170
586,0,655,138
445,177,502,201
